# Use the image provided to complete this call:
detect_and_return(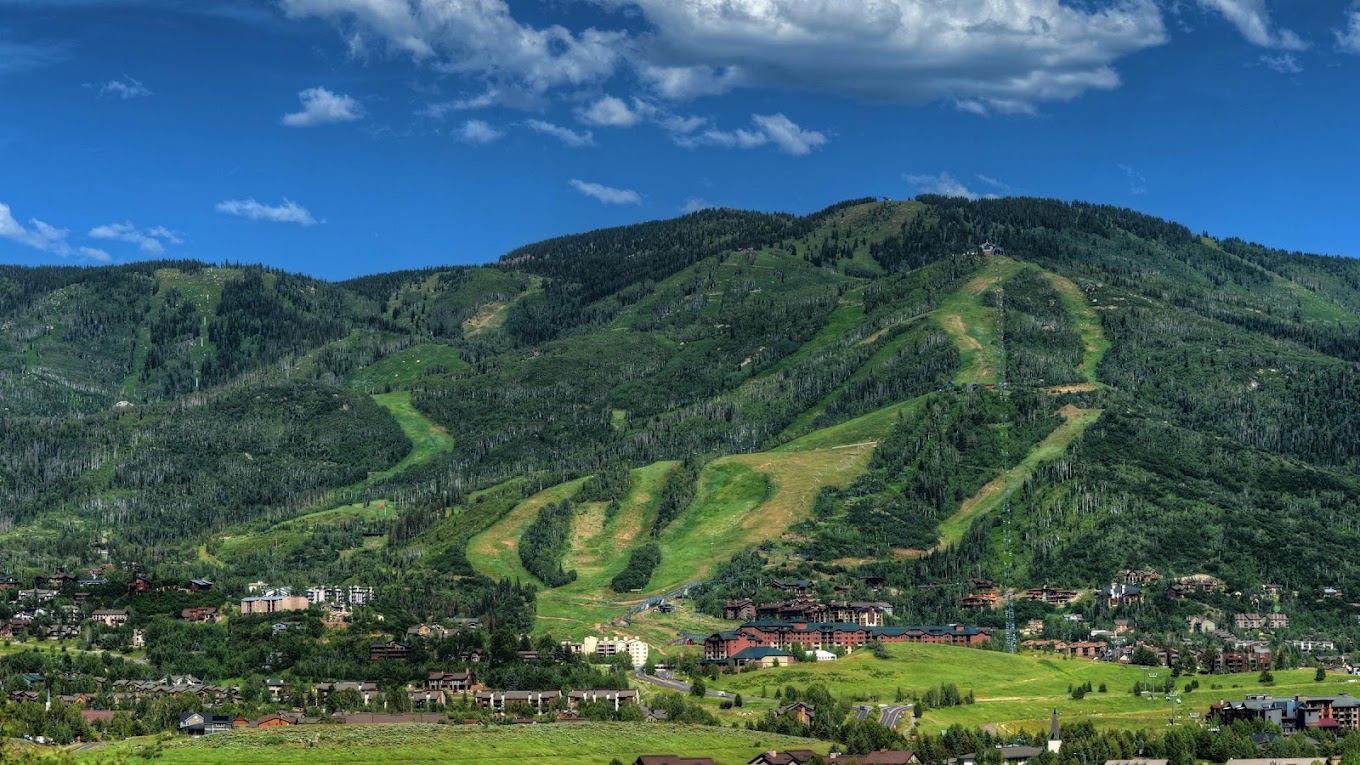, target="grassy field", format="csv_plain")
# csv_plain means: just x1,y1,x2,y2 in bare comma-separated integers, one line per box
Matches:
350,344,467,392
67,723,829,765
368,392,455,483
466,478,590,588
710,642,1356,735
935,257,1027,386
649,446,872,596
1041,271,1111,391
776,397,923,452
935,406,1103,550
471,444,872,638
534,463,678,634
